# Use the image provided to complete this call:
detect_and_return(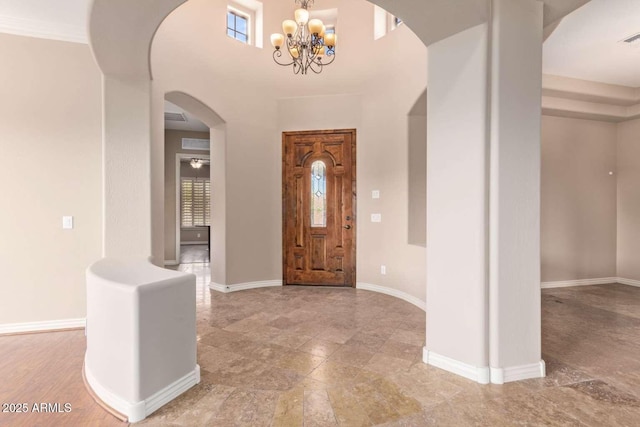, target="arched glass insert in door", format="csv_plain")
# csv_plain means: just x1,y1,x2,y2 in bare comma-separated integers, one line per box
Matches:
311,160,326,227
